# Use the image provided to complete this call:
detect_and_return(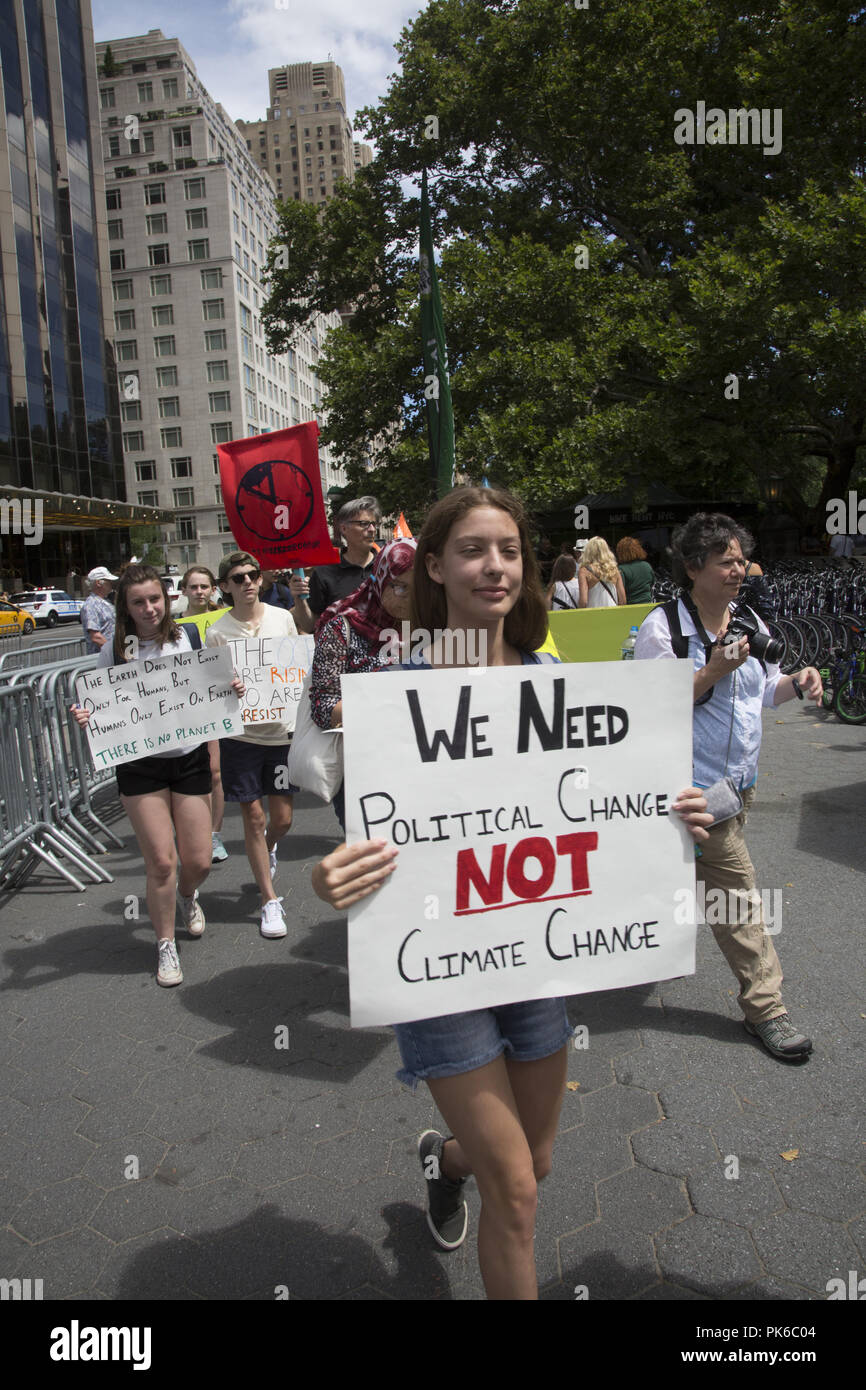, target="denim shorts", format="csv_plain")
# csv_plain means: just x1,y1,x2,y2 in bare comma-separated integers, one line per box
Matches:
393,997,572,1093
